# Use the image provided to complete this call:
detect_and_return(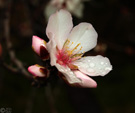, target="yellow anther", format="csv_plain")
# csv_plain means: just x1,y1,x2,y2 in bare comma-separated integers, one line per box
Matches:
71,43,81,53
80,46,82,50
63,39,85,57
70,53,84,61
63,39,70,51
64,39,70,47
68,41,74,47
71,53,83,58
